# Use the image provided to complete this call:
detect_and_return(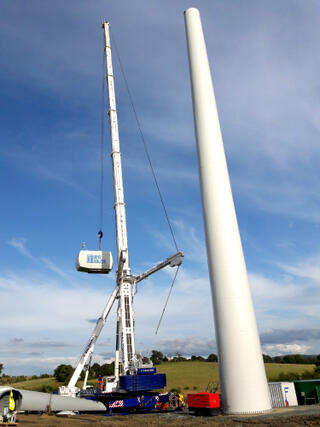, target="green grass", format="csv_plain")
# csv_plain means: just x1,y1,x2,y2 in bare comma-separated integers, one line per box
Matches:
160,361,219,392
2,362,316,394
1,377,90,392
158,361,316,393
265,363,315,380
2,377,61,391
